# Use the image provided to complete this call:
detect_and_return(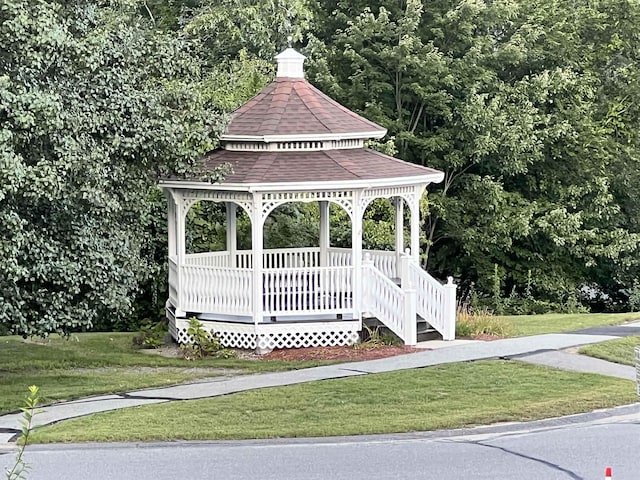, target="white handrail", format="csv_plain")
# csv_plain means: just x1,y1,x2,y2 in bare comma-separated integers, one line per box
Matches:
405,261,456,340
362,262,416,345
329,247,397,278
185,252,229,268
